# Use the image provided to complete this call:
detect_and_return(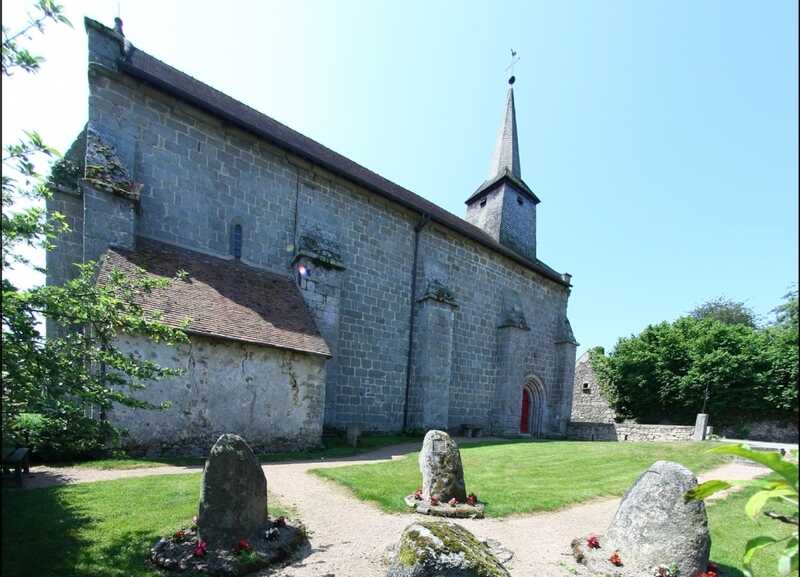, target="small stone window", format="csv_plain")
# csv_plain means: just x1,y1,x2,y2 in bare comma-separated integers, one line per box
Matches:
480,198,487,208
517,195,524,206
582,382,591,394
231,223,243,259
